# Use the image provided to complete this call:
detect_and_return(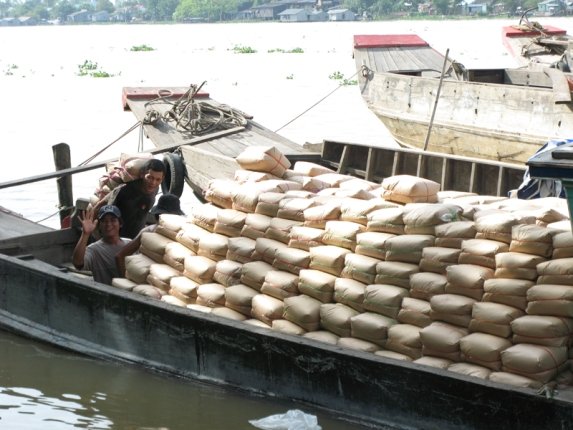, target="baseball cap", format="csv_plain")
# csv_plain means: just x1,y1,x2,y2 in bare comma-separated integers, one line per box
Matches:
150,194,184,216
98,205,122,220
